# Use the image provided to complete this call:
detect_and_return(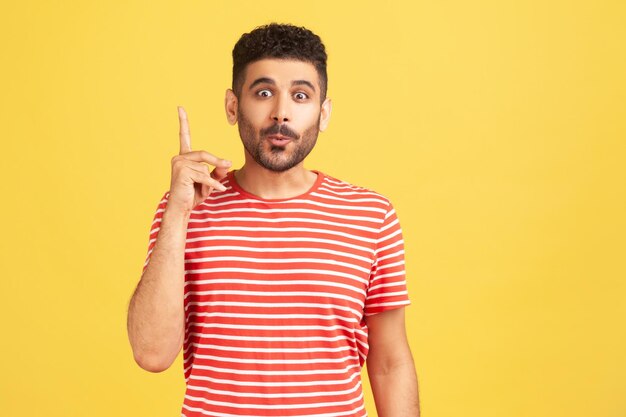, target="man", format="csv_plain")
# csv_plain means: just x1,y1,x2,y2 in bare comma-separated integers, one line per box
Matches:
127,23,420,417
